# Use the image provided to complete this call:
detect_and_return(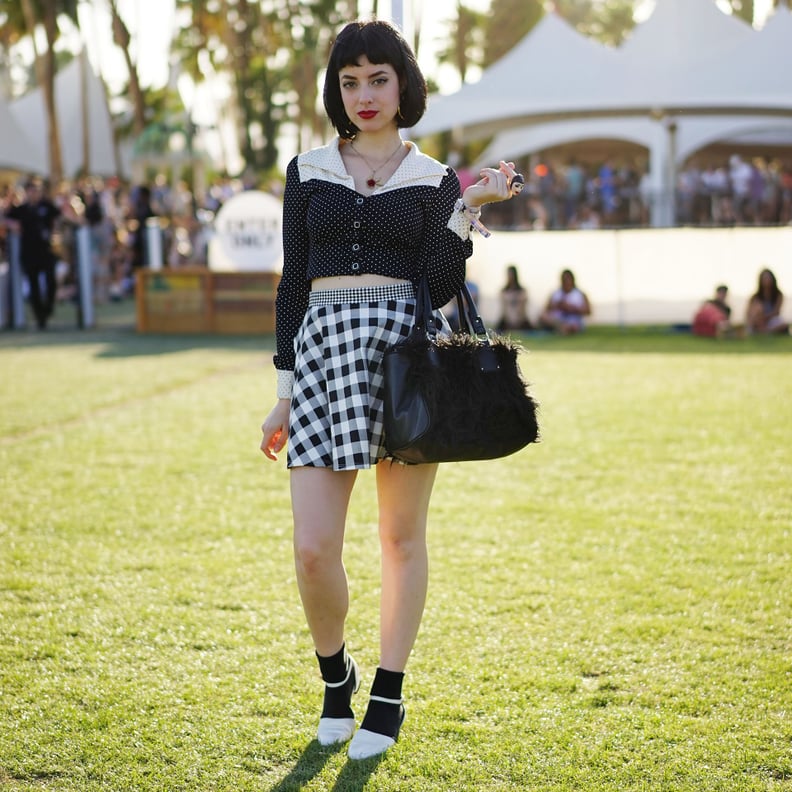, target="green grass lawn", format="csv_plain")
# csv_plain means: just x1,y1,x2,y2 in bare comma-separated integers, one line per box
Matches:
1,303,790,791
